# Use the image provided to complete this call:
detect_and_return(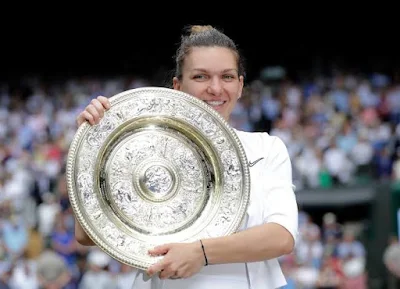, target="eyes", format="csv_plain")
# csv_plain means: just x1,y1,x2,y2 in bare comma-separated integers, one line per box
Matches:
193,74,236,81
